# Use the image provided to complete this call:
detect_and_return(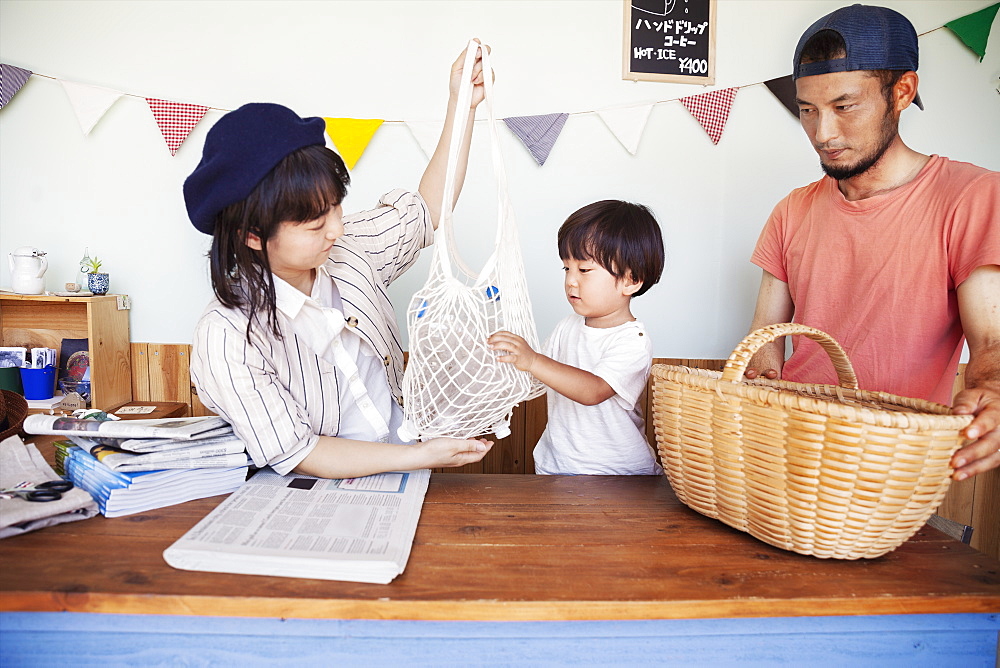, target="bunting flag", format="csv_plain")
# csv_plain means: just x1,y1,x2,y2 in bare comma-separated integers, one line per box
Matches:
0,63,32,109
59,80,124,135
404,120,443,161
764,75,798,120
945,2,999,61
1,4,992,164
146,98,209,156
680,87,738,145
502,113,569,166
323,118,384,170
597,103,653,155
